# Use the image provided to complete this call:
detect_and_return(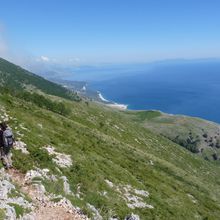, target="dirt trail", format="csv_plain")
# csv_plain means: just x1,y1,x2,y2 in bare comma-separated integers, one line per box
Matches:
8,169,85,220
0,109,86,219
